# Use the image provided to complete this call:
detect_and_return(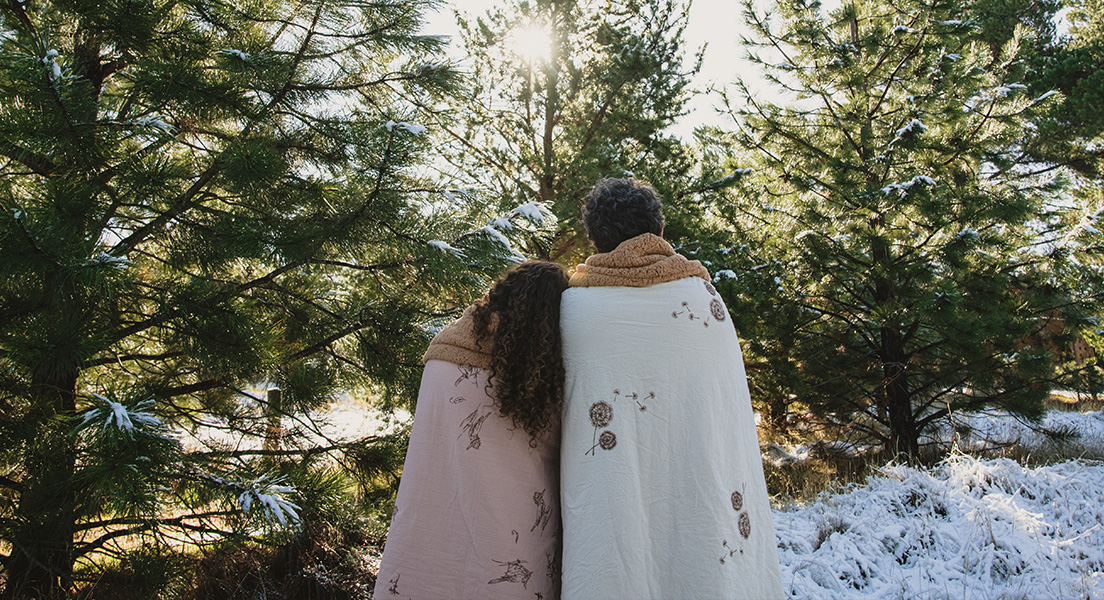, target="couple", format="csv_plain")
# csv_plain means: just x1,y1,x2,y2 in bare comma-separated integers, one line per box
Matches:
375,178,784,600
